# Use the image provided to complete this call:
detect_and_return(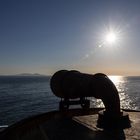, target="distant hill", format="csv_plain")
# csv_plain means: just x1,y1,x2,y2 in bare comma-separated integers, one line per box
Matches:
16,73,47,76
